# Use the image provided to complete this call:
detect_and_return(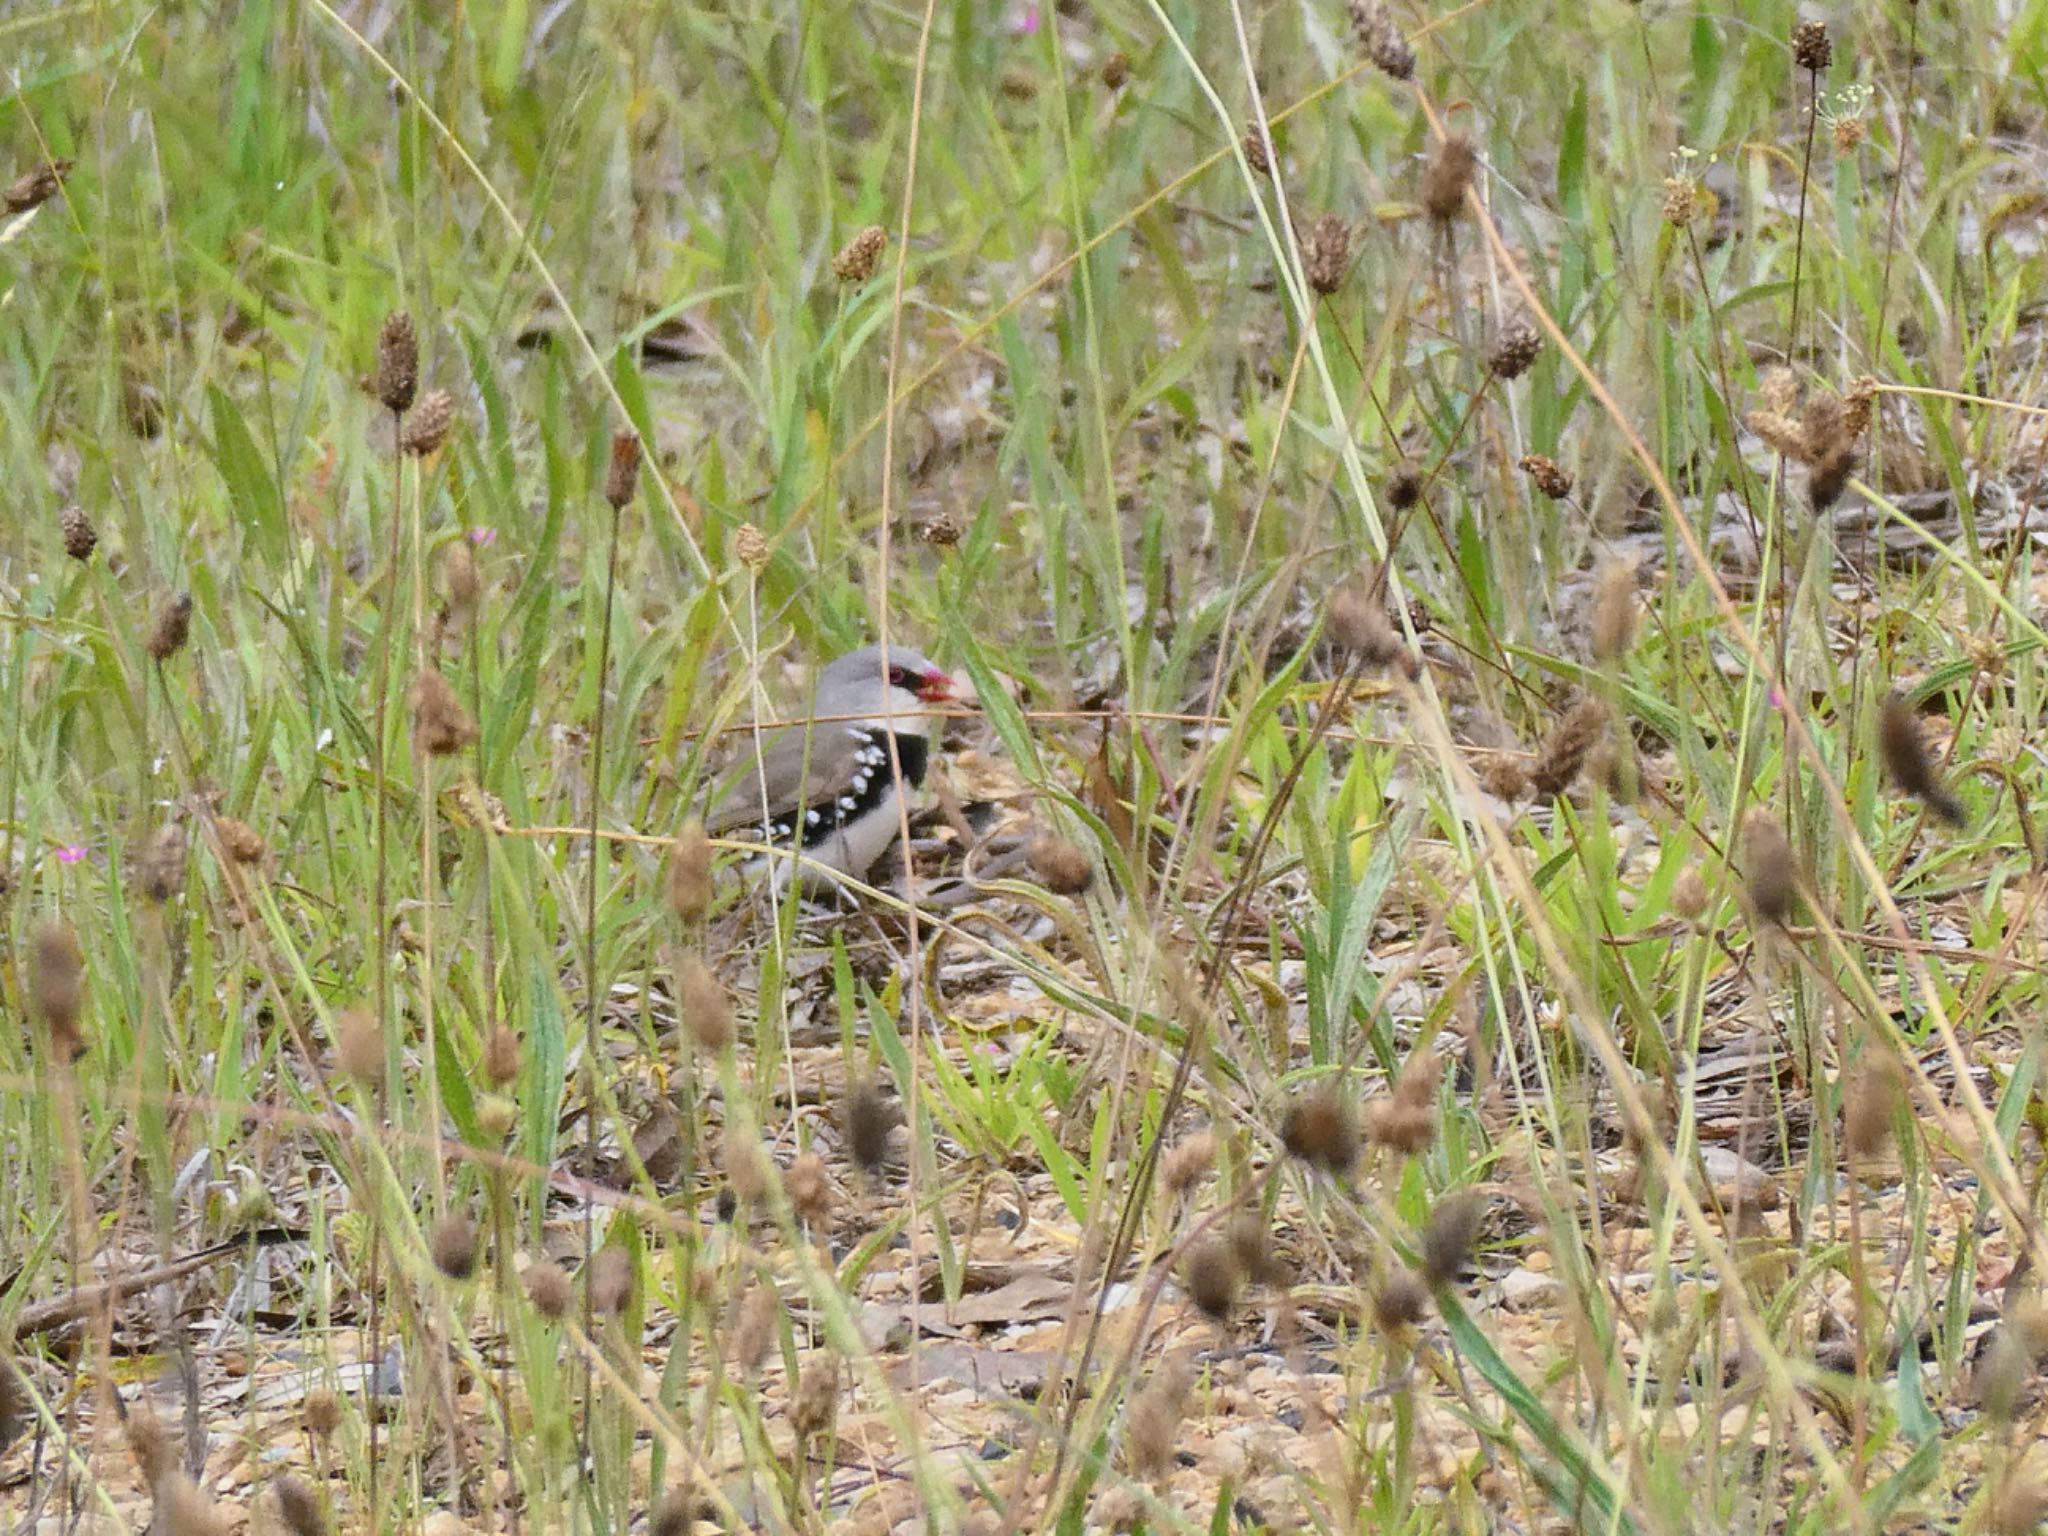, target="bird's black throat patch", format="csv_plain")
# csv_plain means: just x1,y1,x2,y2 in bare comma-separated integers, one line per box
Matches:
760,728,930,850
